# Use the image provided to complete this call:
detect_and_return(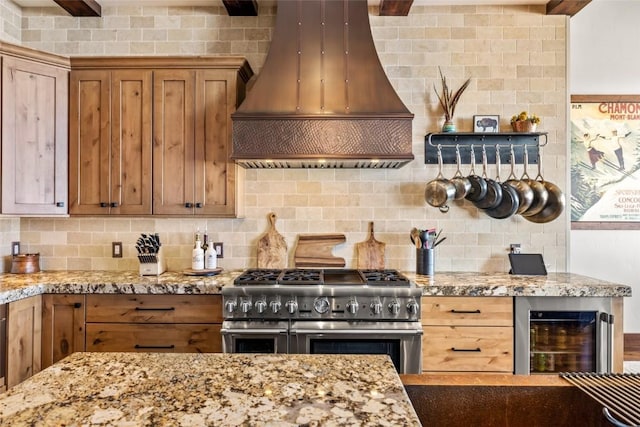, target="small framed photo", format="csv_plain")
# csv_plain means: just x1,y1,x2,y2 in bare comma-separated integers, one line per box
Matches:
473,115,500,133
